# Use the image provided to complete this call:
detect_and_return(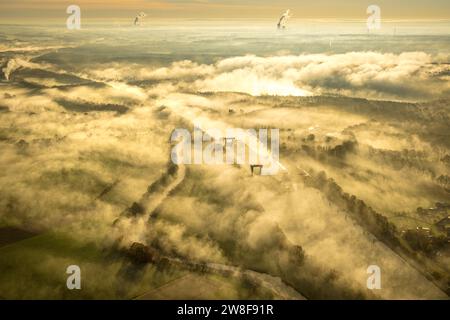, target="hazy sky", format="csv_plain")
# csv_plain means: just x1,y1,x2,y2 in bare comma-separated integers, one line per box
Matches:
1,0,450,21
